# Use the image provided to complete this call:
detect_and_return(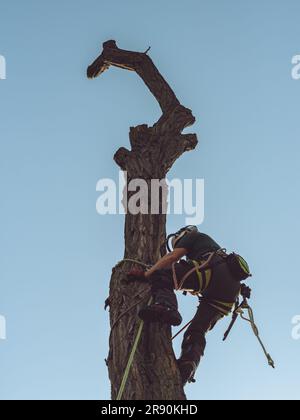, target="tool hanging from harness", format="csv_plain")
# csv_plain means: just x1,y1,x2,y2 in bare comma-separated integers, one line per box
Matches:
223,284,275,369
